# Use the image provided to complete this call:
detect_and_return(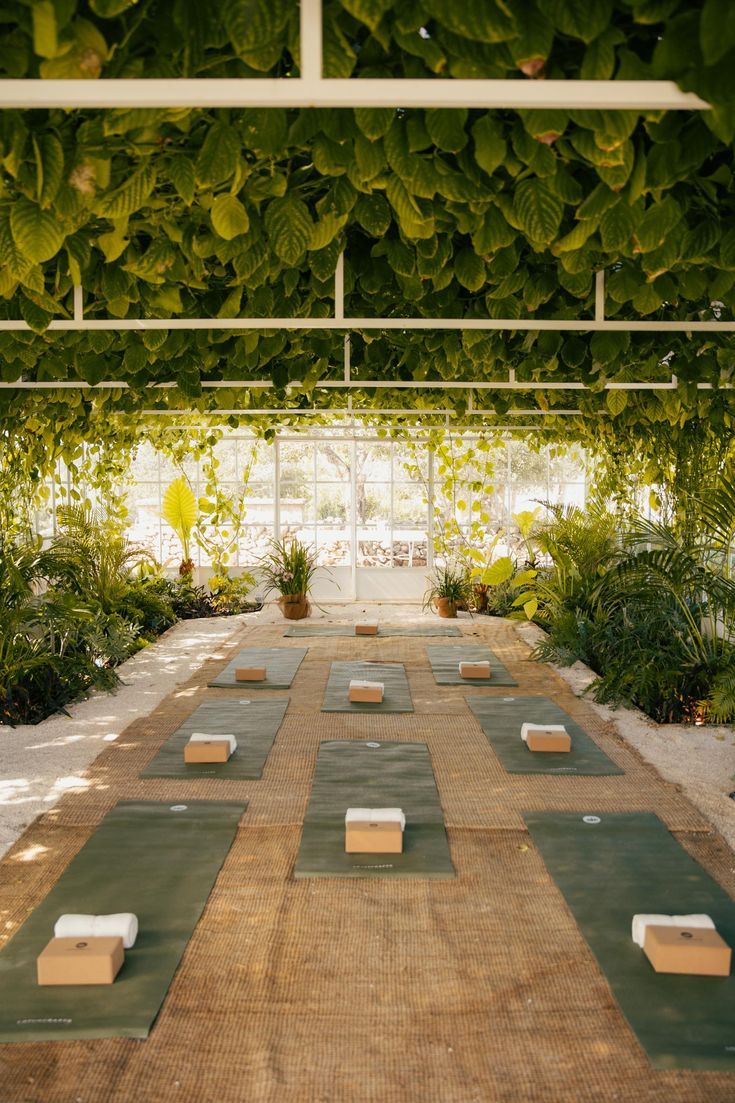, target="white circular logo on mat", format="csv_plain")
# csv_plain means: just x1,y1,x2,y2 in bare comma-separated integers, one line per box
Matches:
170,805,188,812
582,815,601,825
366,741,380,748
